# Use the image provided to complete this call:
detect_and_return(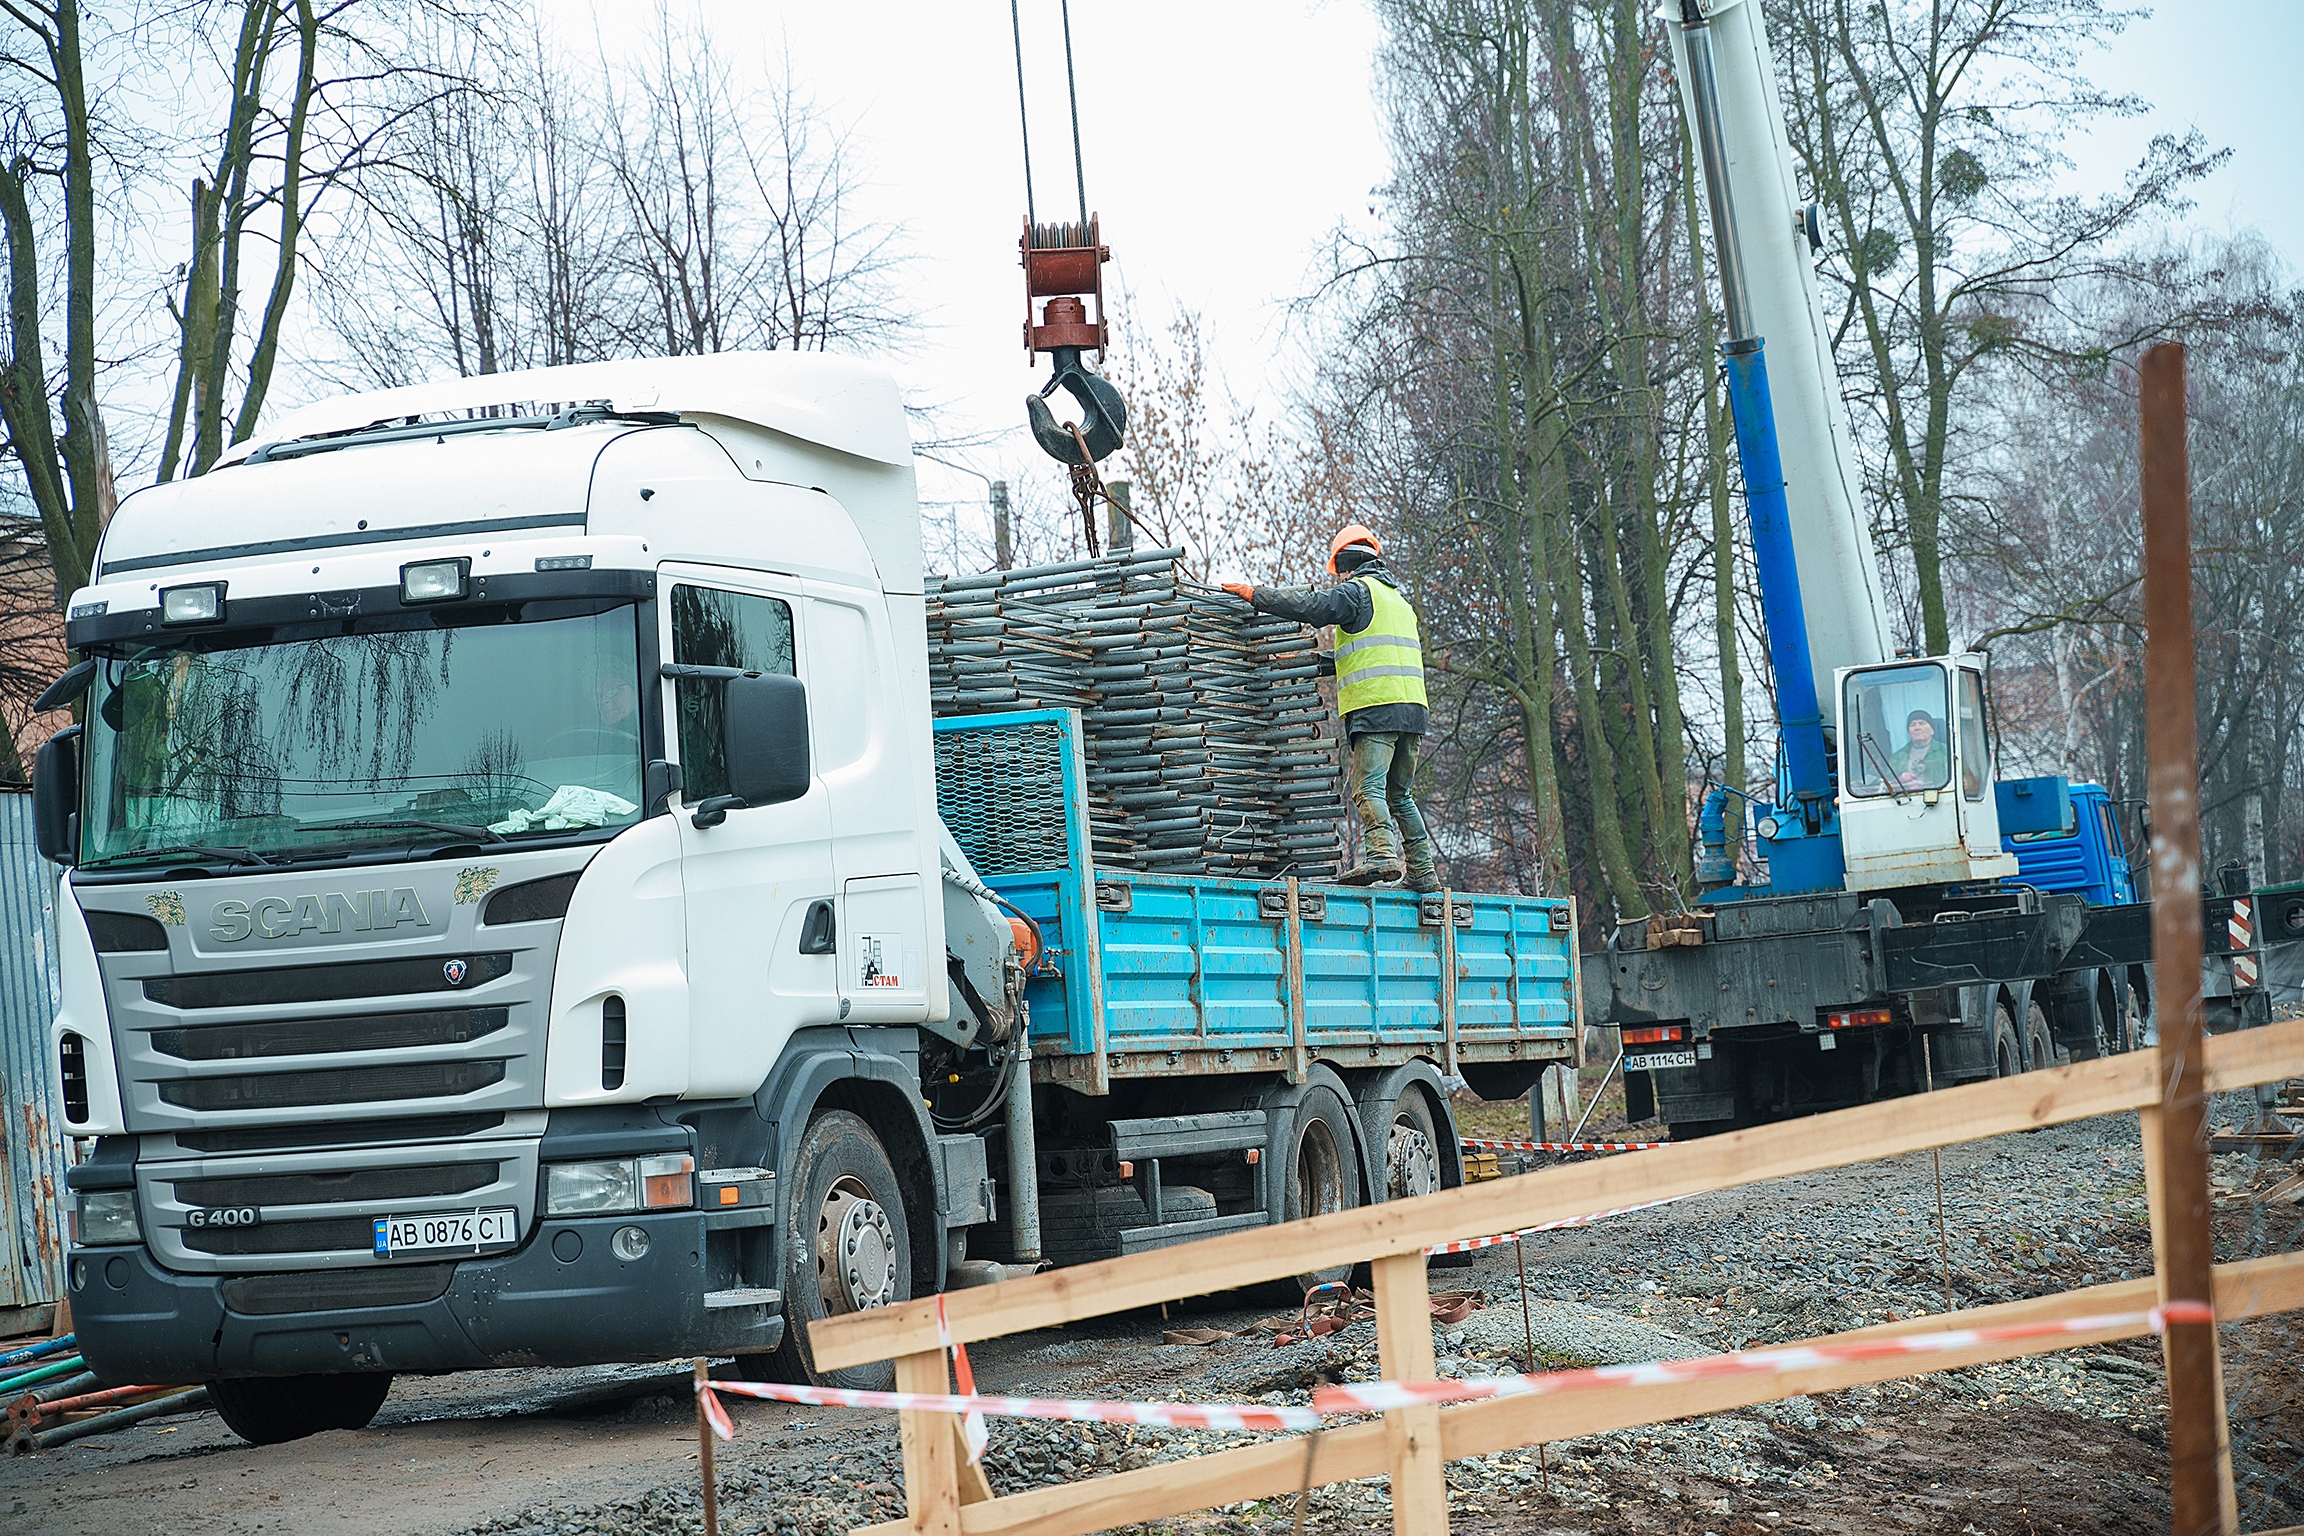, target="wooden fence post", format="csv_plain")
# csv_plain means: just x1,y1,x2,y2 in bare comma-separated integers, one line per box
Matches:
2138,339,2236,1536
1370,1249,1448,1536
893,1349,963,1536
